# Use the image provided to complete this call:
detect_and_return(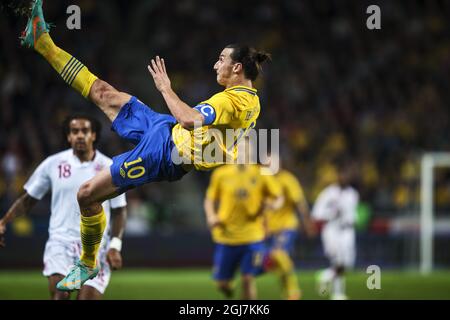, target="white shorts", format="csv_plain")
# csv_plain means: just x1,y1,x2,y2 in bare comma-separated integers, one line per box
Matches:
42,238,111,294
322,226,356,268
